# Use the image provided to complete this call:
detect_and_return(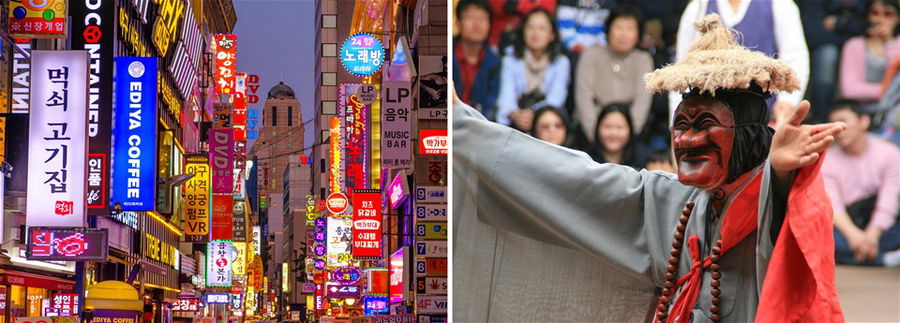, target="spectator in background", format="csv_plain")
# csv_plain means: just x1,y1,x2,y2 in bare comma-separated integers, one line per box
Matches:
453,0,502,121
824,101,900,266
556,0,614,53
671,0,809,122
574,6,653,144
530,106,571,146
496,9,571,132
487,0,557,51
588,104,648,168
645,147,677,174
840,0,900,102
798,0,868,123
